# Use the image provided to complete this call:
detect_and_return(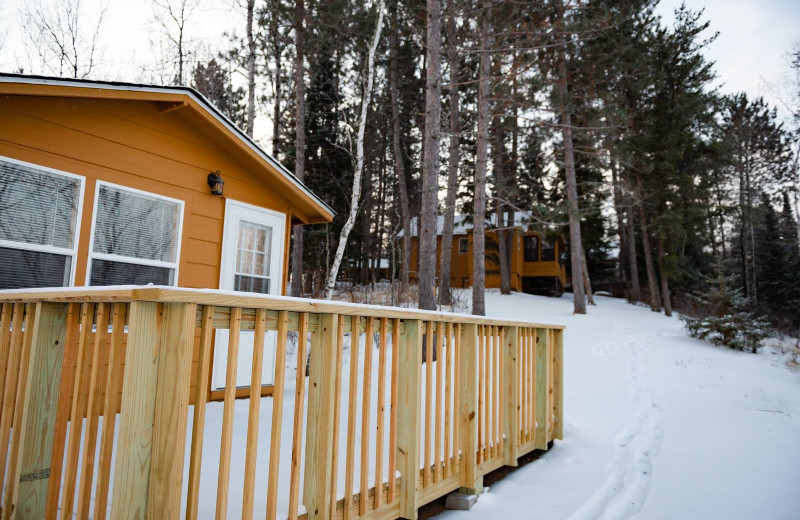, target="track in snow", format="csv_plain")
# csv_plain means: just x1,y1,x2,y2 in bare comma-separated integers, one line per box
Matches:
567,331,666,520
